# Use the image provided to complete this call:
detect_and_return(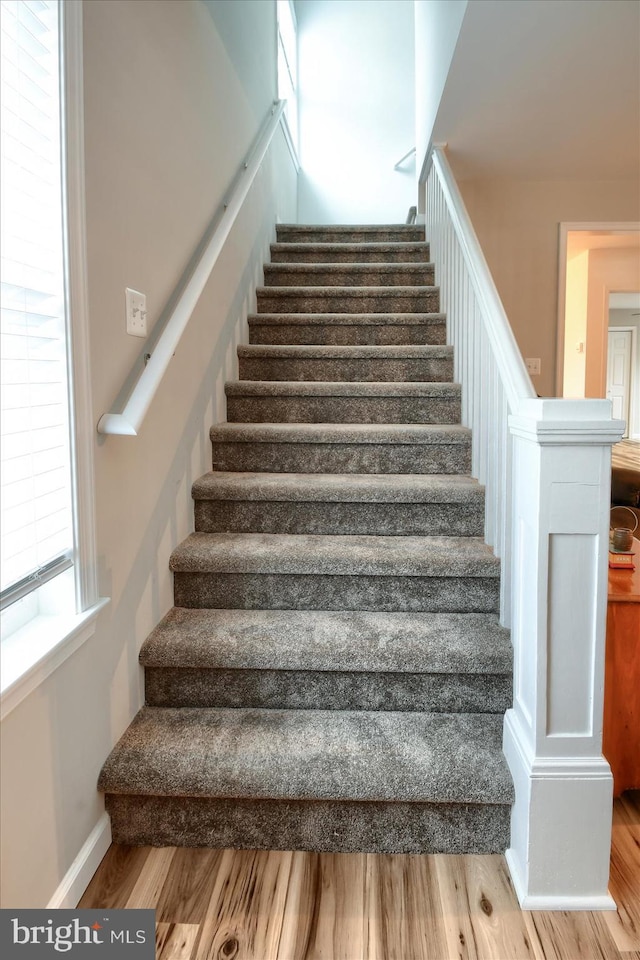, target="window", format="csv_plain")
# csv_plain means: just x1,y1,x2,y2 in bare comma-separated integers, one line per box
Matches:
277,0,298,151
1,0,74,619
0,0,105,717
